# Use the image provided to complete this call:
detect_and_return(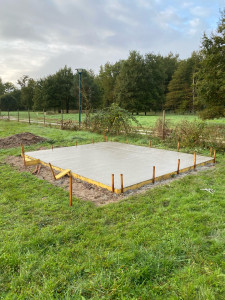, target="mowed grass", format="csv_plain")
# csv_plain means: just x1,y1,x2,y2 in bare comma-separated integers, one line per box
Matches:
0,120,225,299
1,111,225,129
